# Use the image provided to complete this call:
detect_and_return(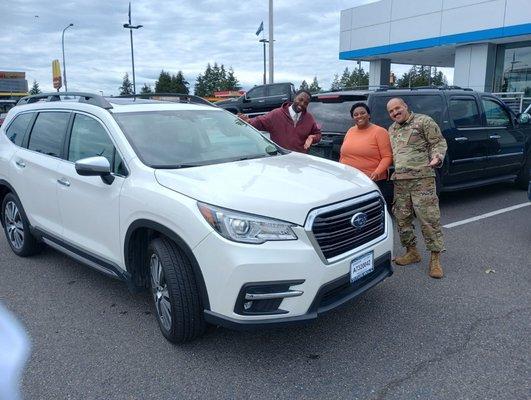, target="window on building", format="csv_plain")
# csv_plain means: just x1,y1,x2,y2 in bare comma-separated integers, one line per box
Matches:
28,112,70,157
449,98,482,128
